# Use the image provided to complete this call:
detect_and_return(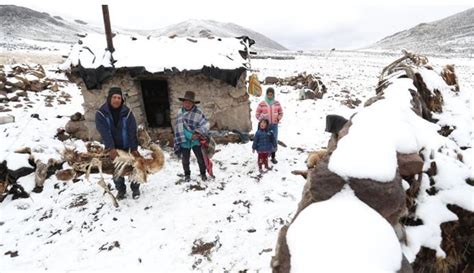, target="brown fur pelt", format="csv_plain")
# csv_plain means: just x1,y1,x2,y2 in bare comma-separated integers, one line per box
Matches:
55,169,77,181
291,149,328,179
113,143,164,183
64,141,164,184
306,149,327,169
